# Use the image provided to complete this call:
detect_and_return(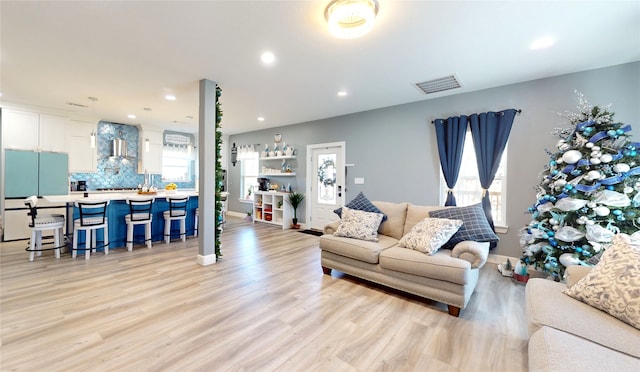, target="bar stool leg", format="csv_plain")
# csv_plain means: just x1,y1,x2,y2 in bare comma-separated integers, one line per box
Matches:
86,230,91,260
36,231,43,257
54,227,61,259
180,219,186,242
194,211,198,237
127,224,134,251
91,230,97,254
29,230,37,262
145,223,152,249
104,224,109,255
164,218,171,244
72,229,78,258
